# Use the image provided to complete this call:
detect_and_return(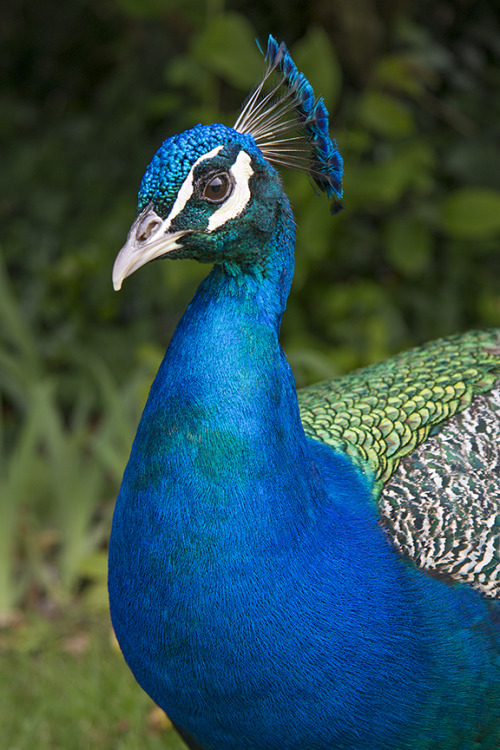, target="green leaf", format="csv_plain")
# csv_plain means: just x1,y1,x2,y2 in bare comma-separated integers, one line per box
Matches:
291,27,342,113
384,217,432,276
359,91,415,138
193,12,263,90
345,142,434,207
440,188,500,238
374,55,424,98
